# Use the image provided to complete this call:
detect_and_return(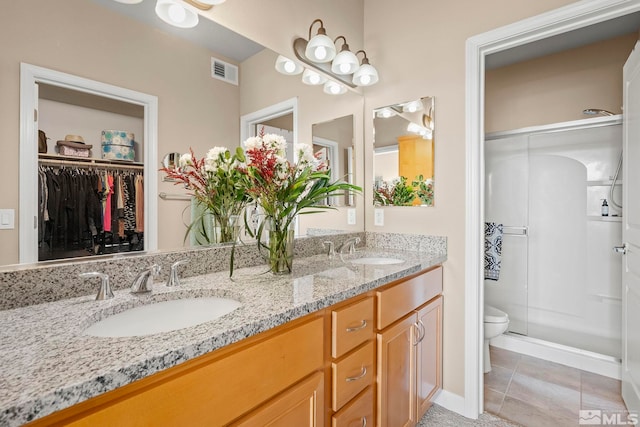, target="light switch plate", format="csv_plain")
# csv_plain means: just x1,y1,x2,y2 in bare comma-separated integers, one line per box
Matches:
0,209,15,230
374,208,384,226
347,208,356,225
